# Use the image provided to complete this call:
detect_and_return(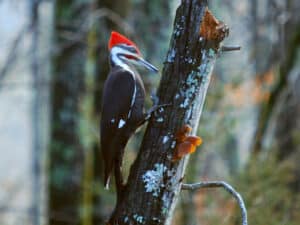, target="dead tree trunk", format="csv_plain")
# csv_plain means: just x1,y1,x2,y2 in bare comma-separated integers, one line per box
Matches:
109,0,229,224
